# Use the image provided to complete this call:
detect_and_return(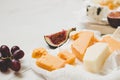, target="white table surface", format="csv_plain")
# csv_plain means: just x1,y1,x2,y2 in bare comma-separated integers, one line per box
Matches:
0,0,85,80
